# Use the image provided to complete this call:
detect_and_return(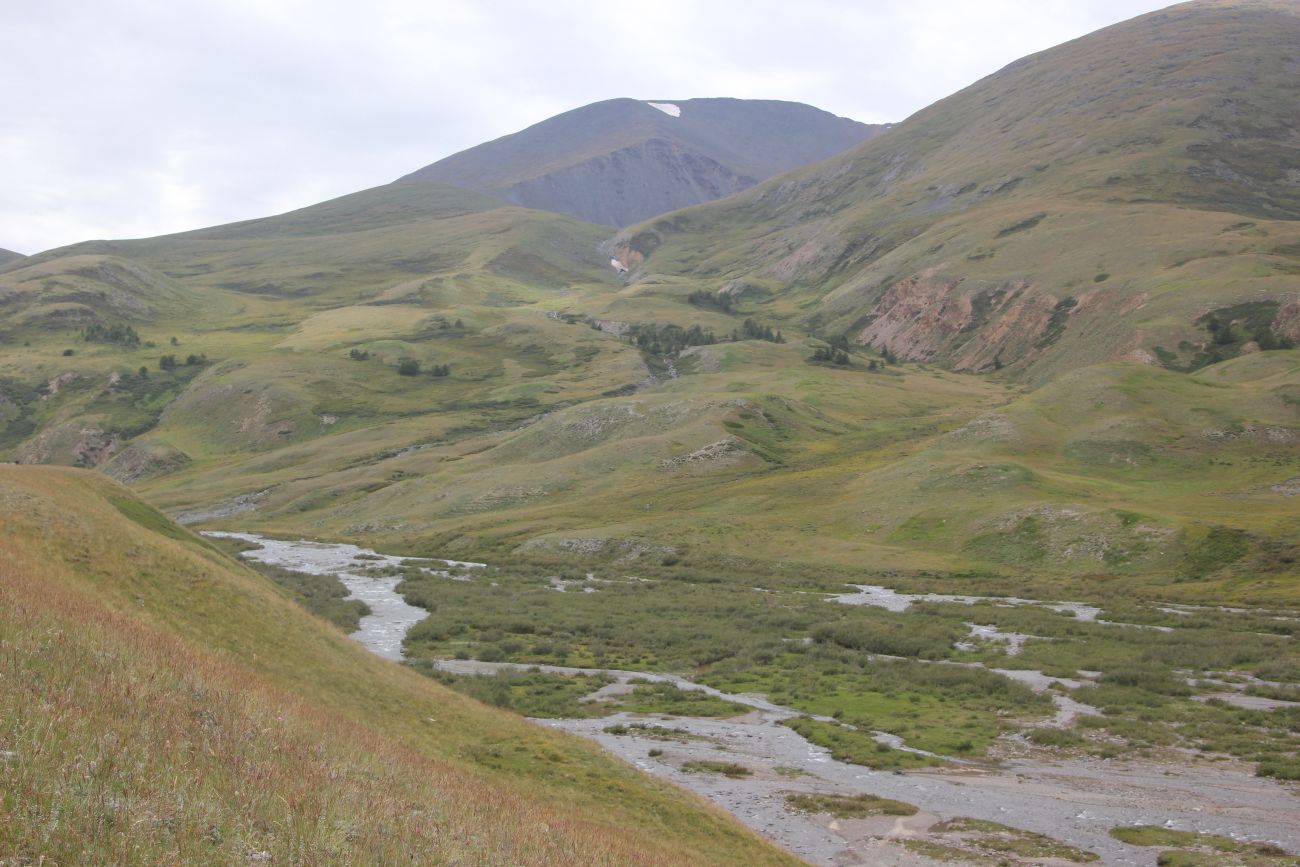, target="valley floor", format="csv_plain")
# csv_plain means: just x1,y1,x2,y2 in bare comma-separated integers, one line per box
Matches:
221,532,1300,867
544,710,1298,867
